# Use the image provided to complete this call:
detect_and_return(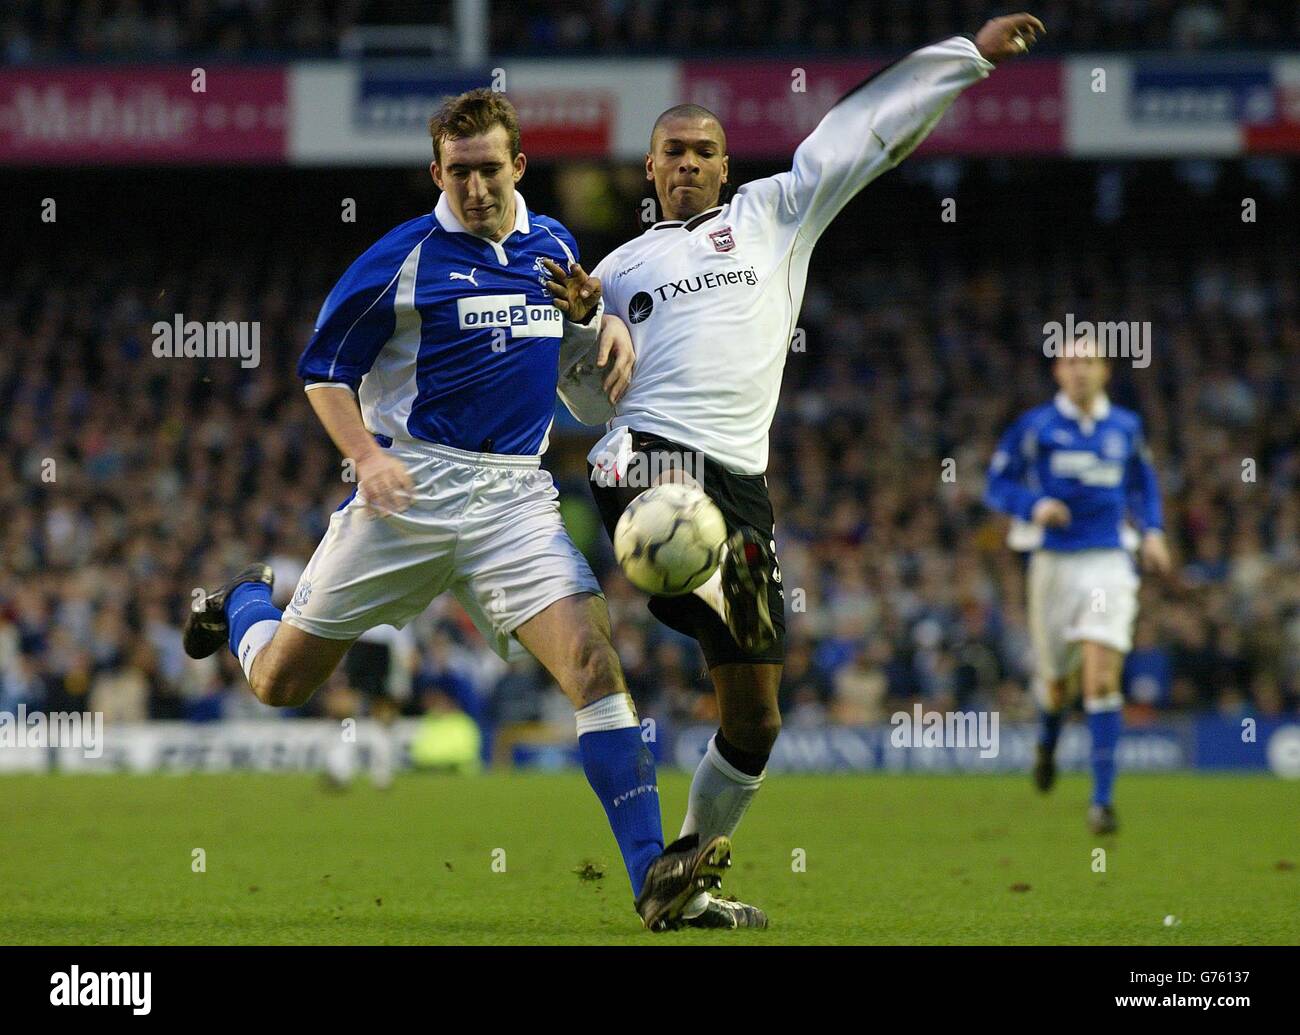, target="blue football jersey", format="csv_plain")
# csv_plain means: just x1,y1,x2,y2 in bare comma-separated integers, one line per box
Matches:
298,190,586,455
985,392,1163,551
